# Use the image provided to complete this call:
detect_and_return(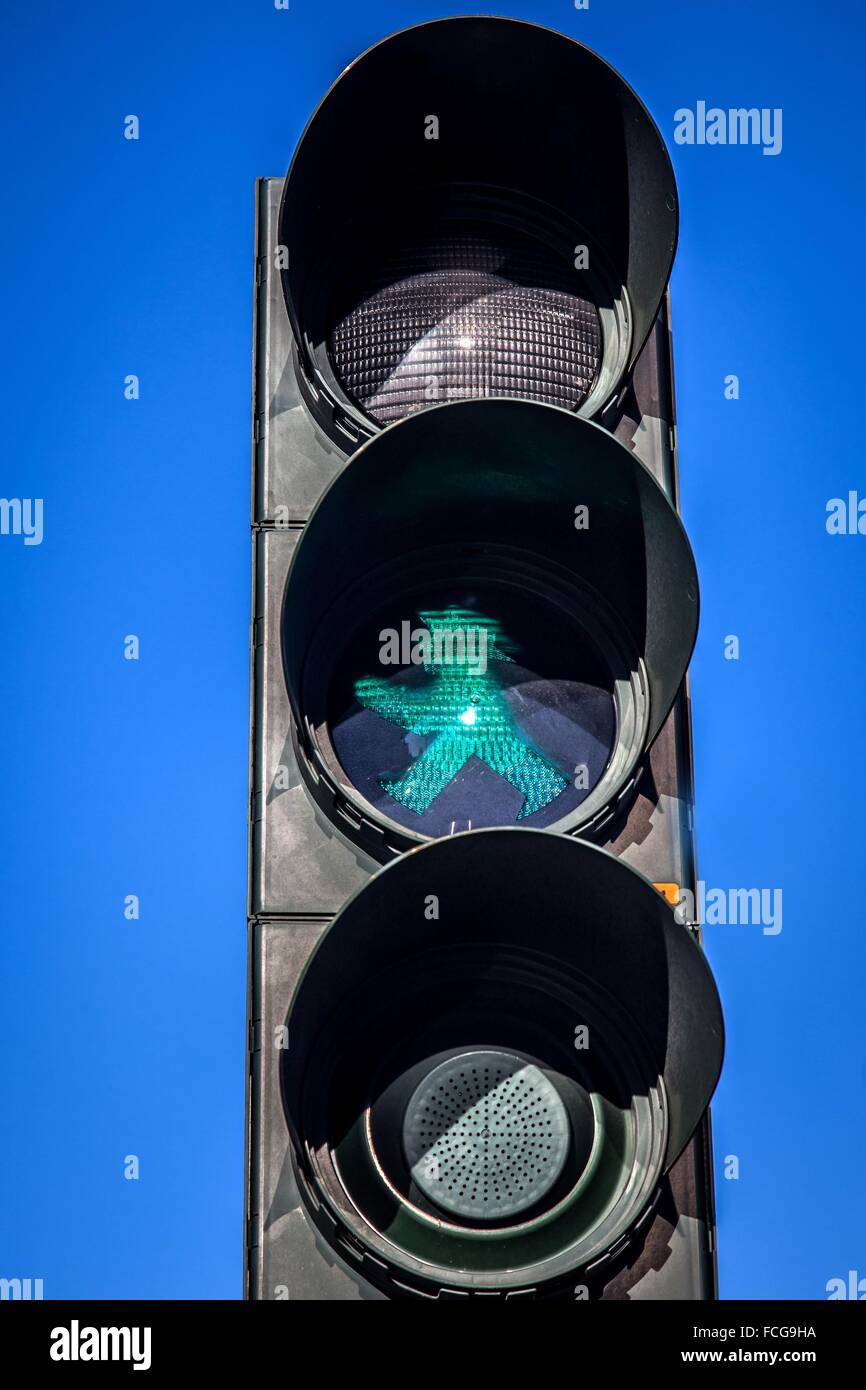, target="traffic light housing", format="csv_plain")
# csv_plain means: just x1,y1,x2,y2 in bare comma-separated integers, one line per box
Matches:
283,830,722,1299
248,18,723,1302
283,399,698,855
279,16,678,447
